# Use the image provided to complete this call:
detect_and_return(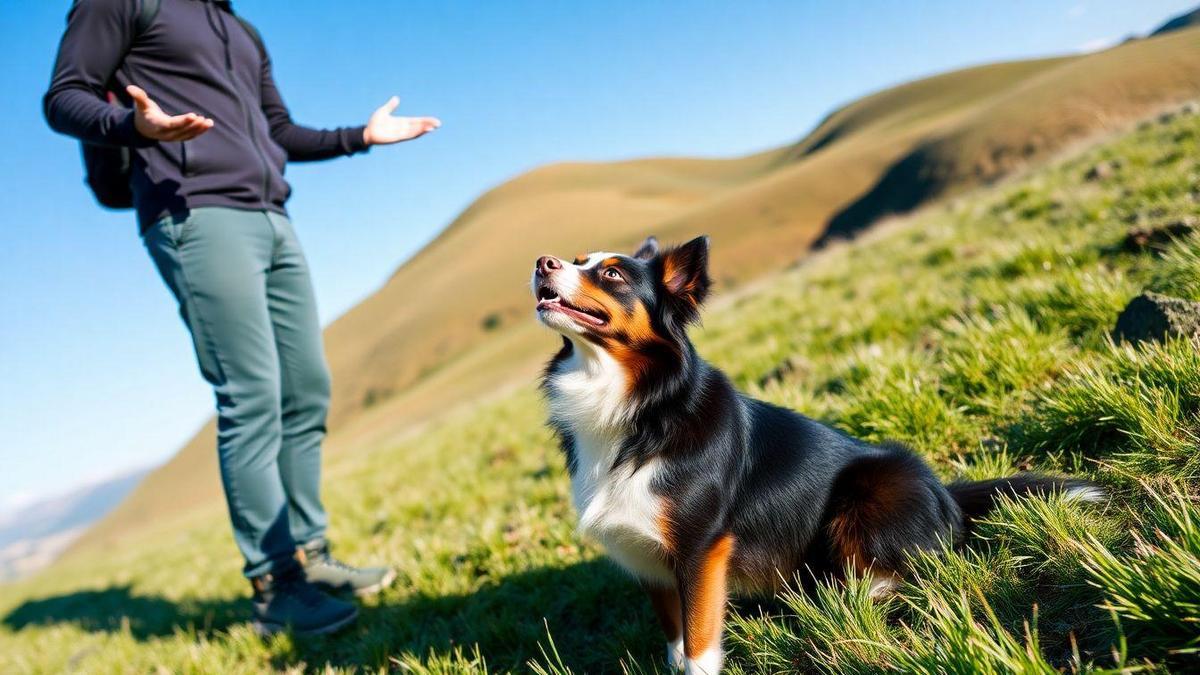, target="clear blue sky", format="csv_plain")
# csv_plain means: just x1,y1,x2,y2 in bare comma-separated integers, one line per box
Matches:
0,0,1192,512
